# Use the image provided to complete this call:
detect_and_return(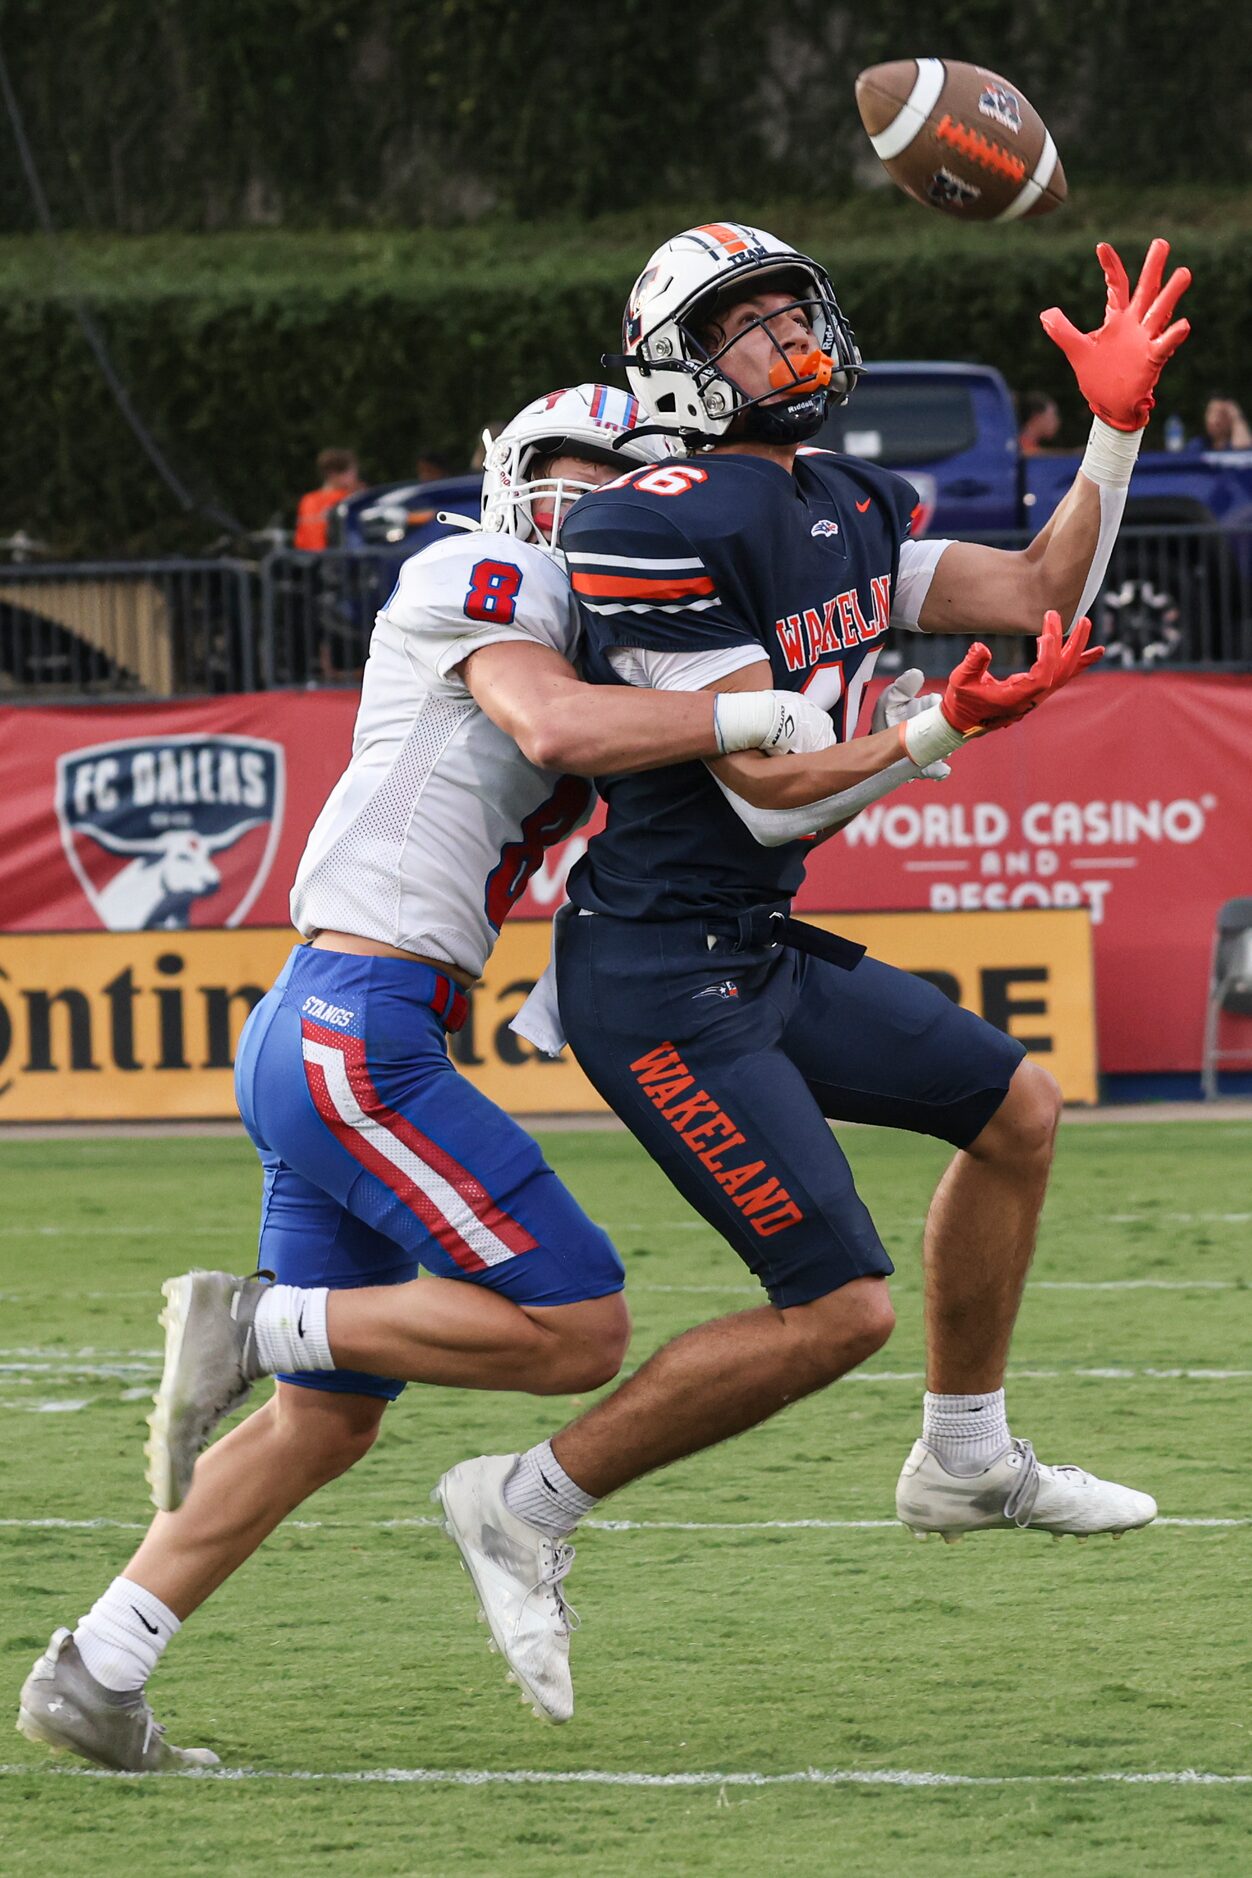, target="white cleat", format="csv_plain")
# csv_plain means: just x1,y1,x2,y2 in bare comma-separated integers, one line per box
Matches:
433,1454,577,1725
145,1269,269,1514
896,1438,1157,1540
17,1628,219,1773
